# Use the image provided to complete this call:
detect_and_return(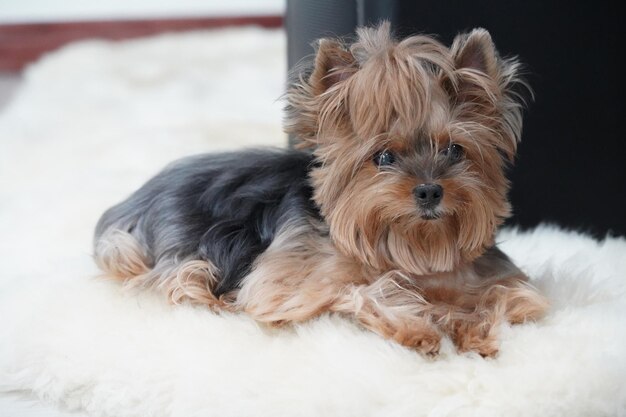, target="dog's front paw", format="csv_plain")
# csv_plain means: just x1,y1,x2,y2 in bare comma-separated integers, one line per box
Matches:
393,325,441,356
452,320,499,357
502,284,549,324
414,331,442,356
